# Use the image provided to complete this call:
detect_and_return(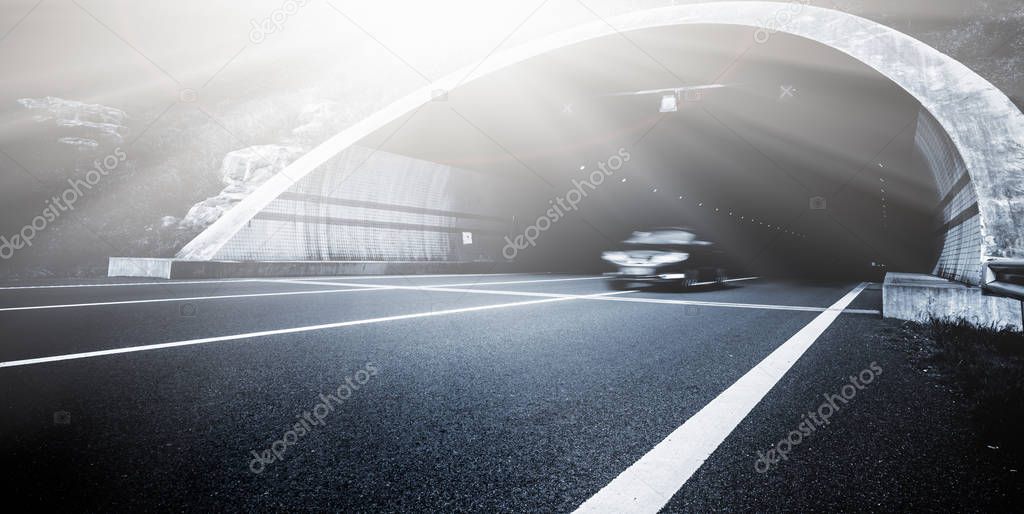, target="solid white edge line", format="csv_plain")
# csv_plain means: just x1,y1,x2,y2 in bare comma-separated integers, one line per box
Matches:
304,283,862,314
444,276,605,287
0,273,749,291
0,279,592,312
0,290,633,368
723,276,761,283
0,273,531,290
264,276,605,288
0,278,264,290
589,296,828,312
574,282,869,514
0,285,392,312
691,276,761,286
267,272,528,281
0,276,877,315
